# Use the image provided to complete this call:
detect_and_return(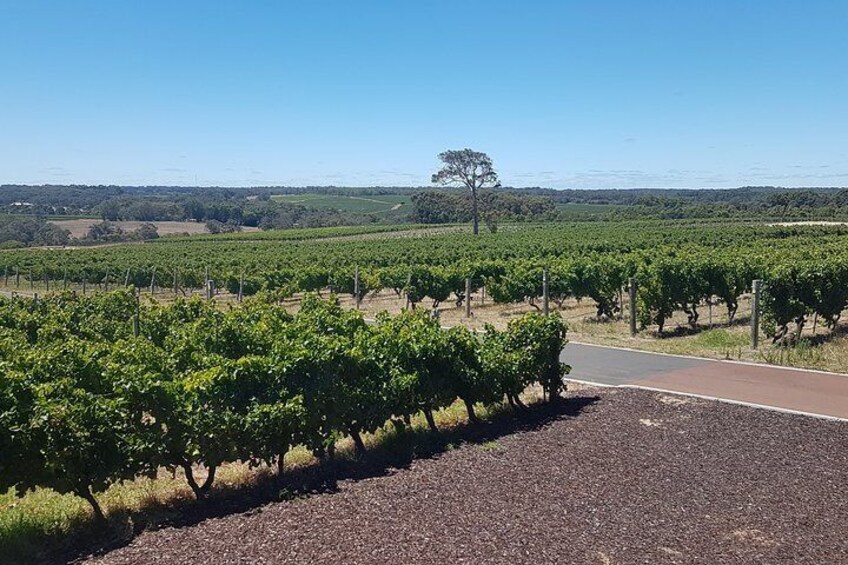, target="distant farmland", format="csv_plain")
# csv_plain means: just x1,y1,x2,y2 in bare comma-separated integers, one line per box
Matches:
271,193,411,214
